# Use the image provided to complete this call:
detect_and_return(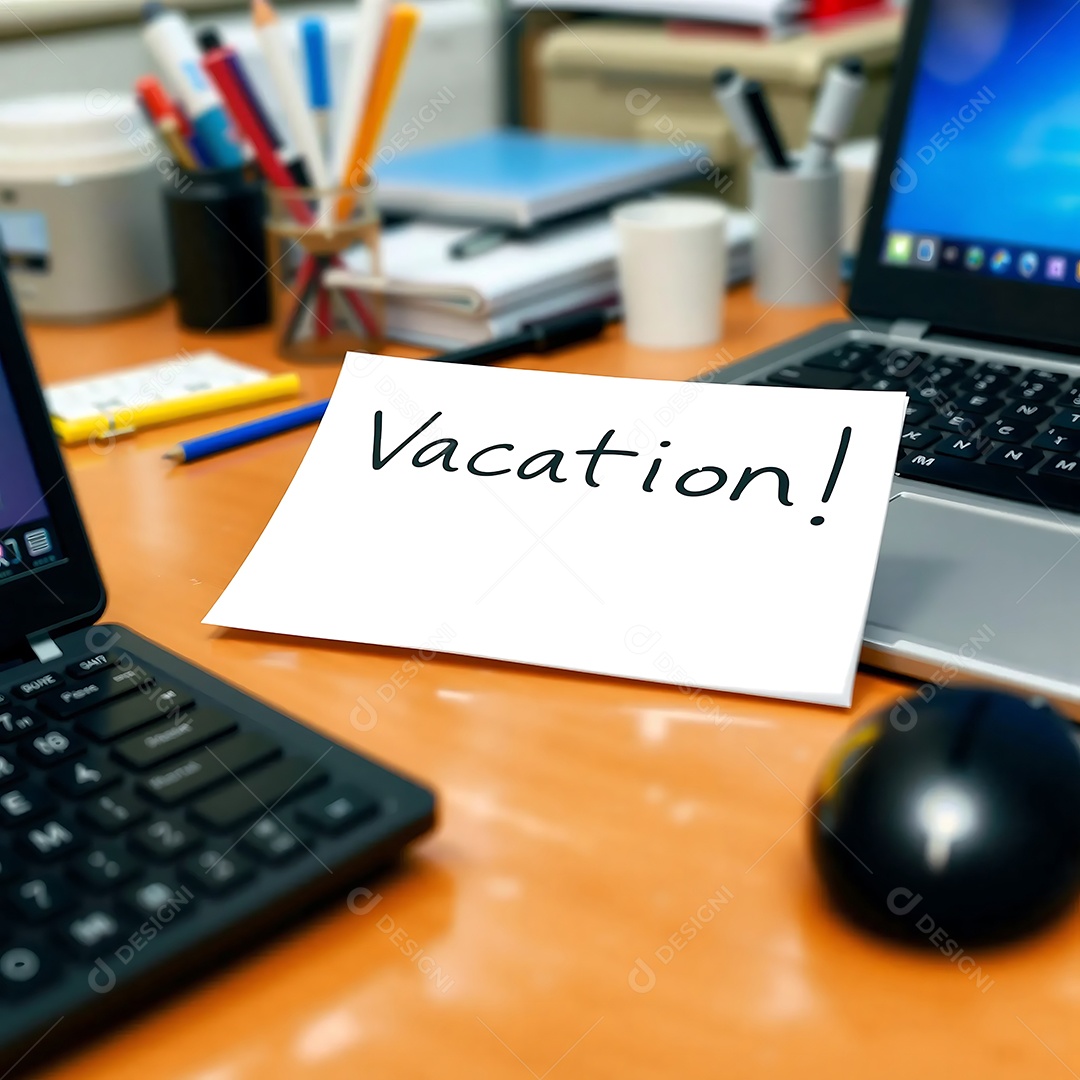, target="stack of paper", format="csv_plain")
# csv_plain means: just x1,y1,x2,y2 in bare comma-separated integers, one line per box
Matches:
324,211,756,349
